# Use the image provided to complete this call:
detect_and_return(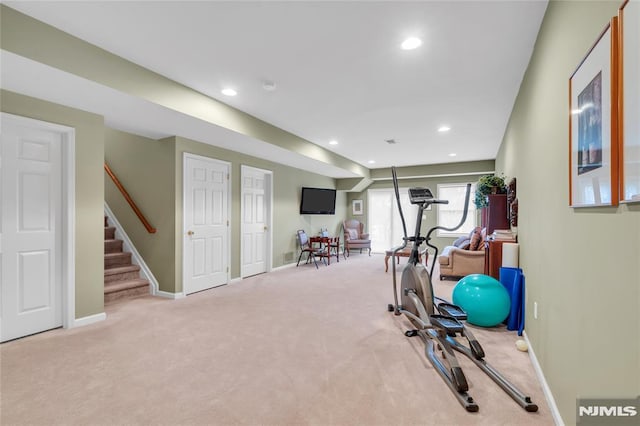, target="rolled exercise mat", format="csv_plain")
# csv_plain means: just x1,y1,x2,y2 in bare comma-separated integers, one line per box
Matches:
502,242,519,268
499,267,525,334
